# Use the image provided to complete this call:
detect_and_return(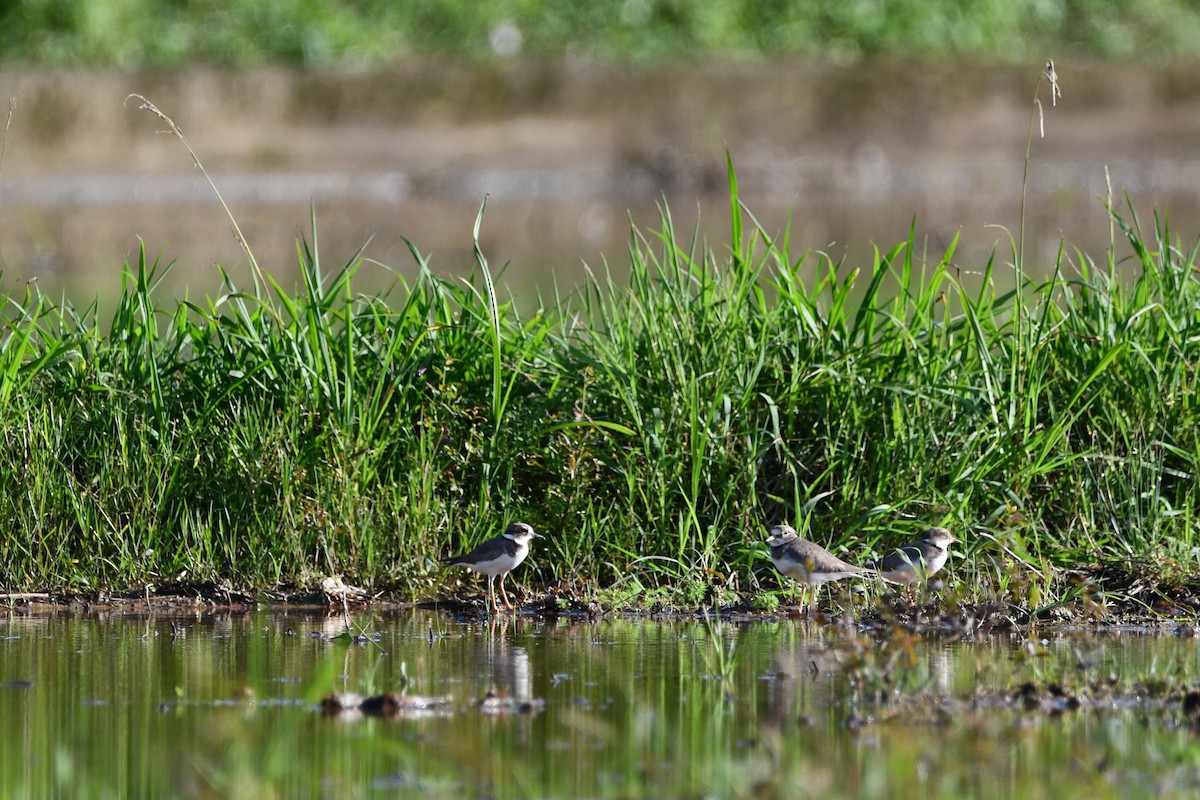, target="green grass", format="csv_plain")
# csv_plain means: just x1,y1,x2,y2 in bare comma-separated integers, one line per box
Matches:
1,109,1199,605
0,172,1196,605
4,0,1200,66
